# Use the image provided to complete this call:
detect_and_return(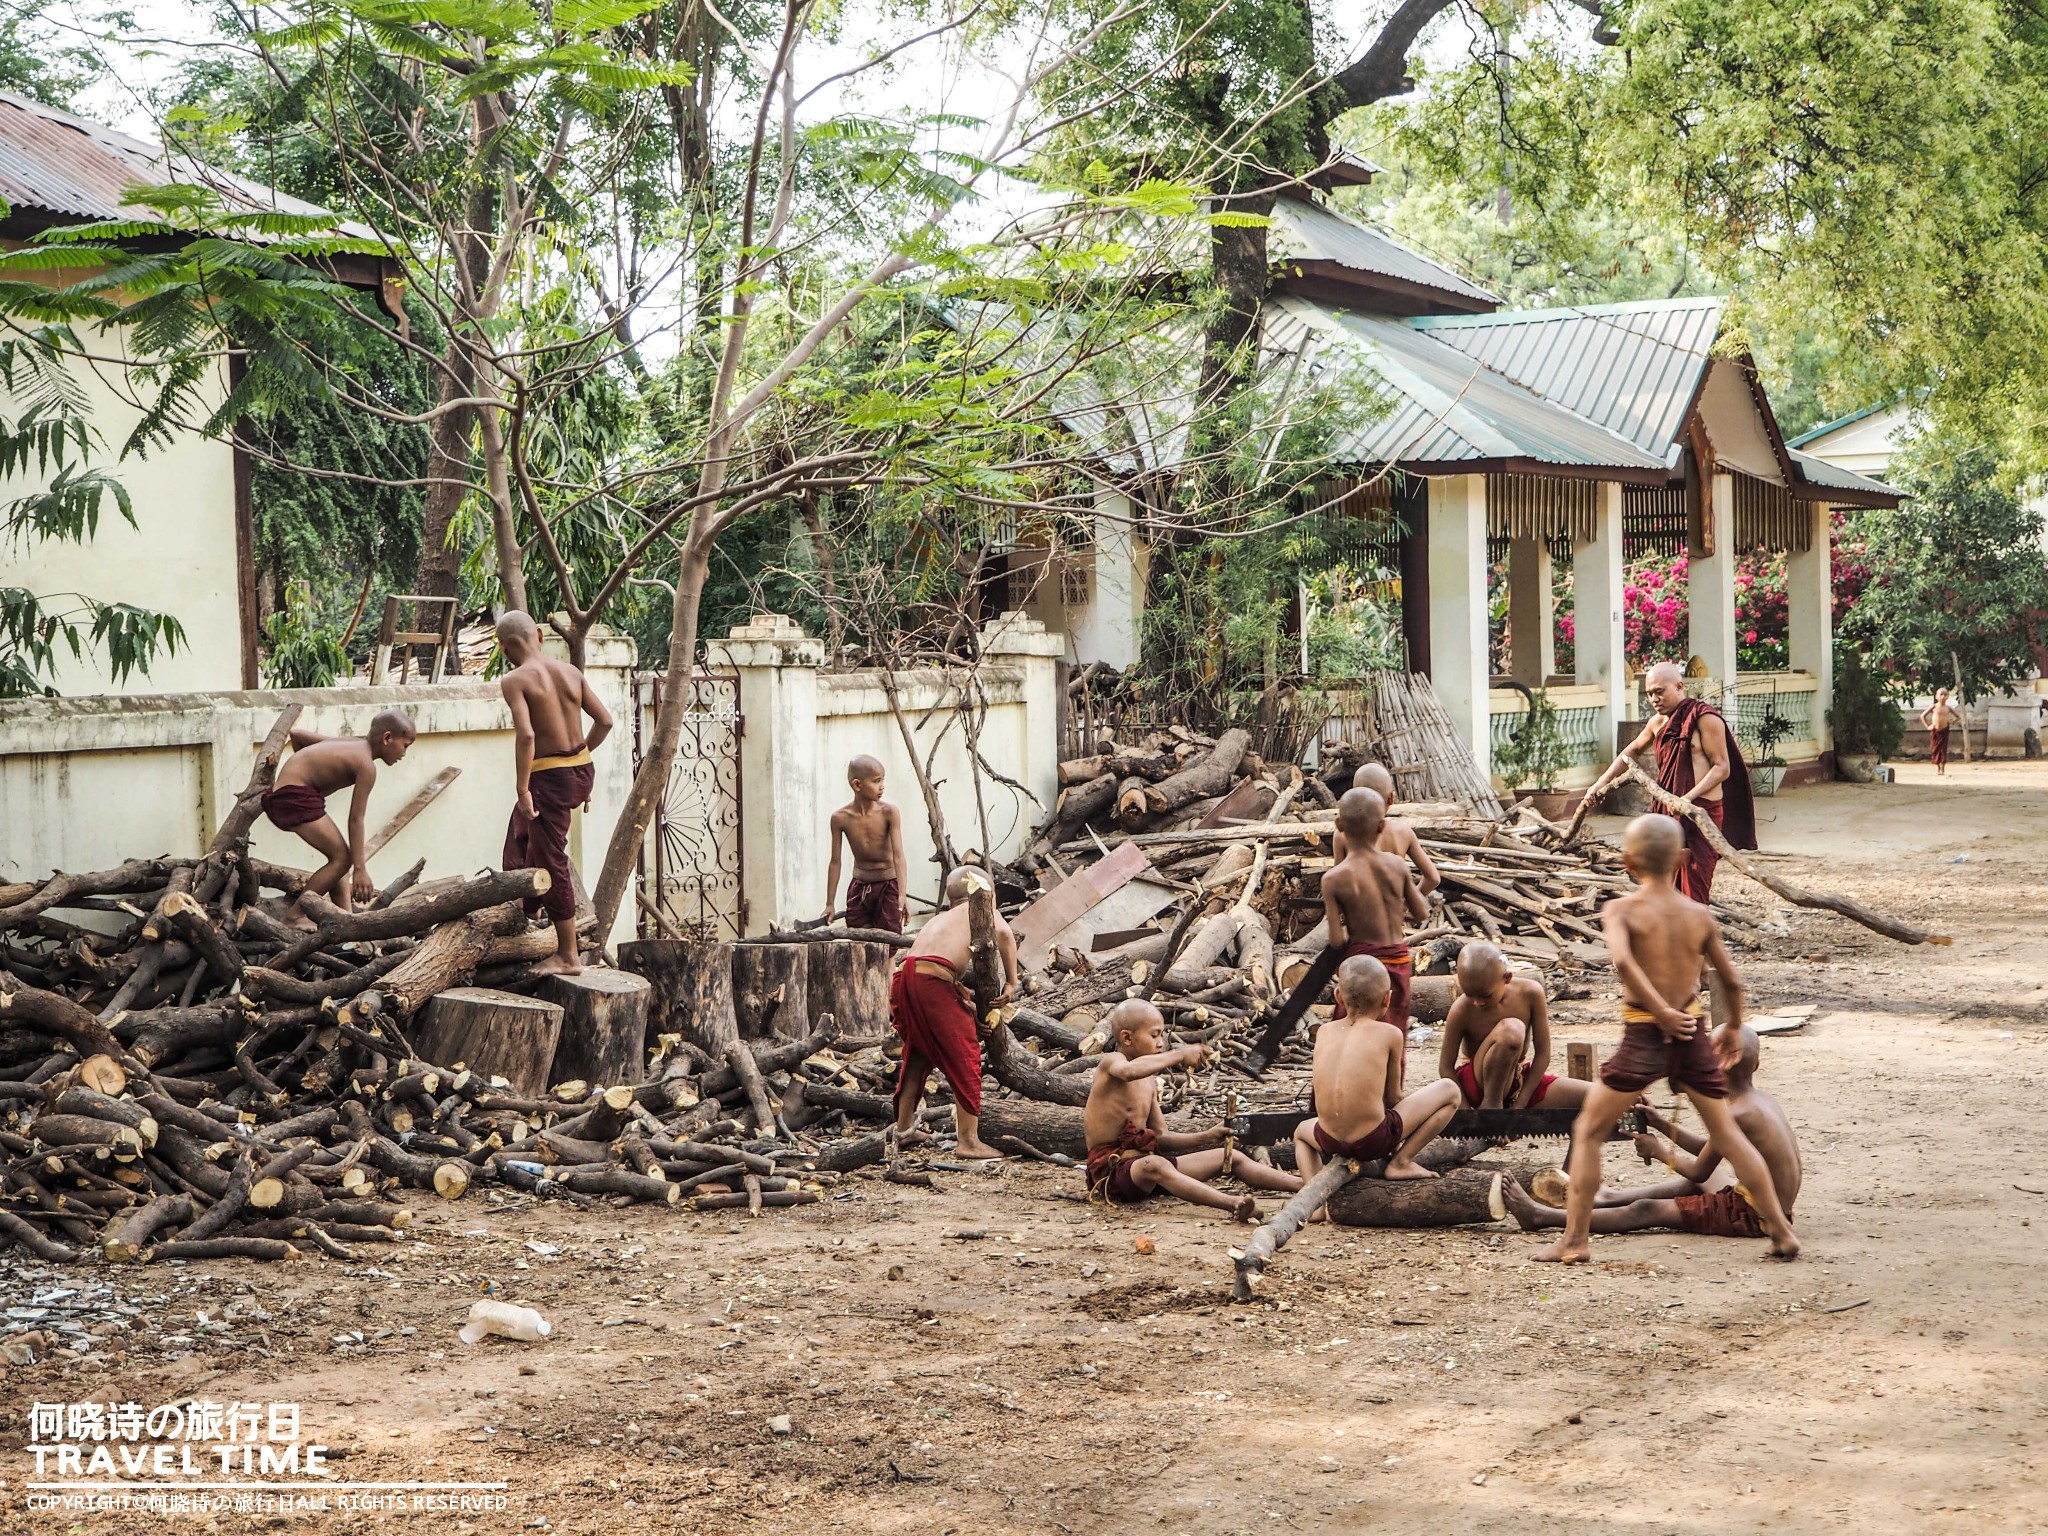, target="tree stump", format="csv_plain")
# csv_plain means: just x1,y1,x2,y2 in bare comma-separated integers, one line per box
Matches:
414,987,564,1096
805,940,891,1038
730,945,811,1041
1325,1165,1514,1228
539,968,651,1088
618,939,738,1054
